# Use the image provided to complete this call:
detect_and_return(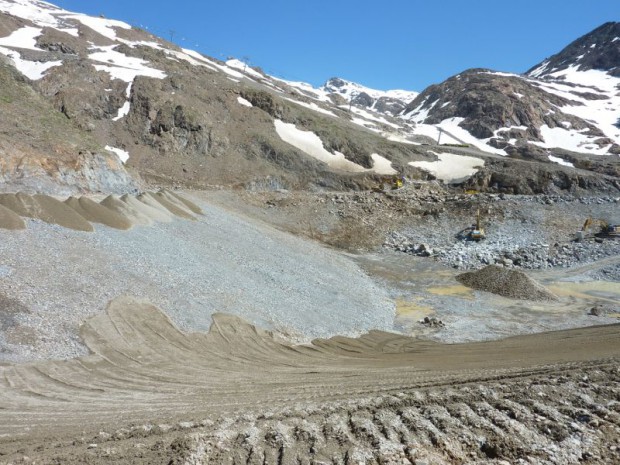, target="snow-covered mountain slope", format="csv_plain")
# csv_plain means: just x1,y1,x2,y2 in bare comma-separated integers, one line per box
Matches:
400,23,620,159
321,77,418,116
0,0,431,192
528,22,620,78
0,0,617,195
